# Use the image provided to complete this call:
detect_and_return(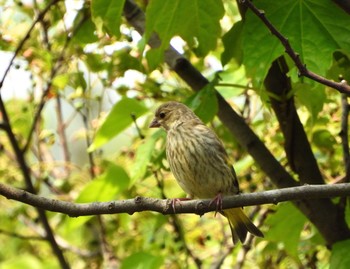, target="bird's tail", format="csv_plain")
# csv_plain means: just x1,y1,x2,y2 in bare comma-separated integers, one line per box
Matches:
223,208,263,244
